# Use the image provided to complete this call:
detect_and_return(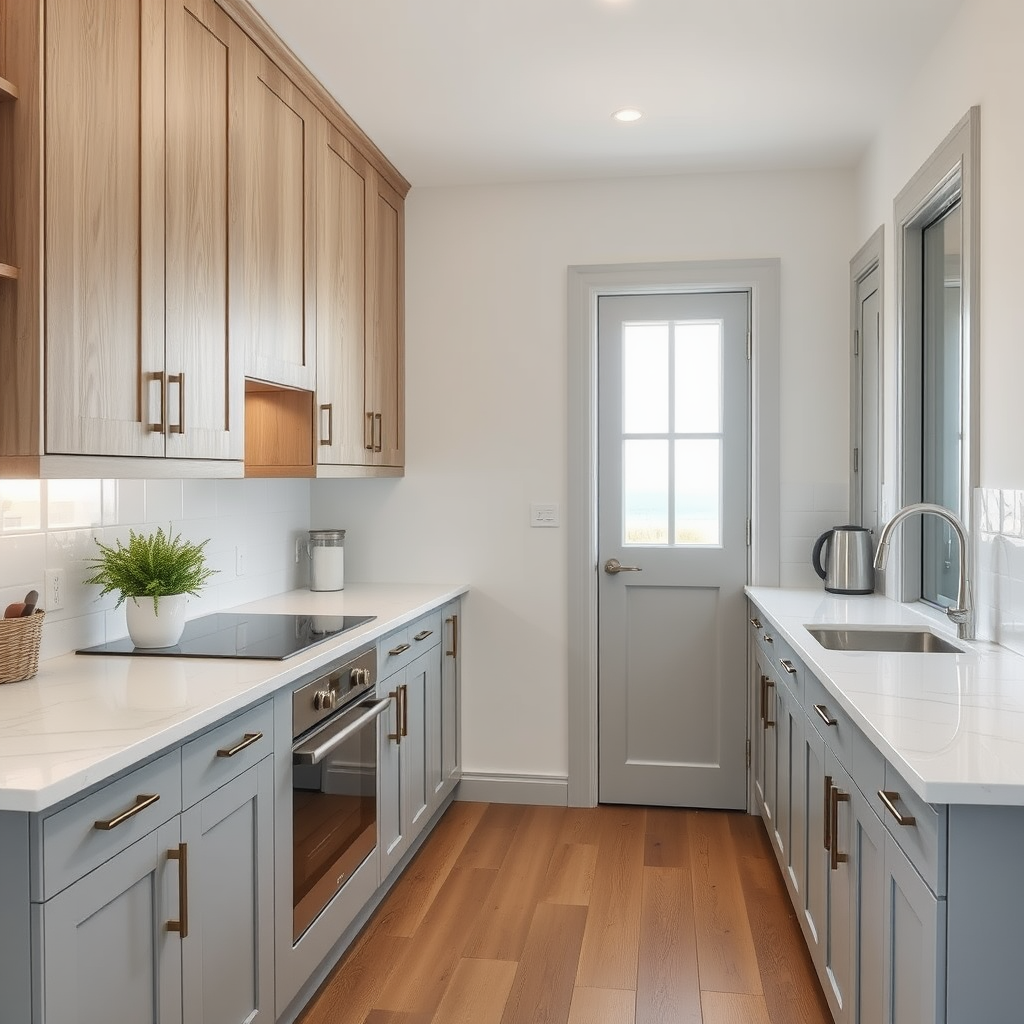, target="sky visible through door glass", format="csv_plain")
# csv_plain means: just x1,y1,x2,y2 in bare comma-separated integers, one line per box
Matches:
623,320,722,546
